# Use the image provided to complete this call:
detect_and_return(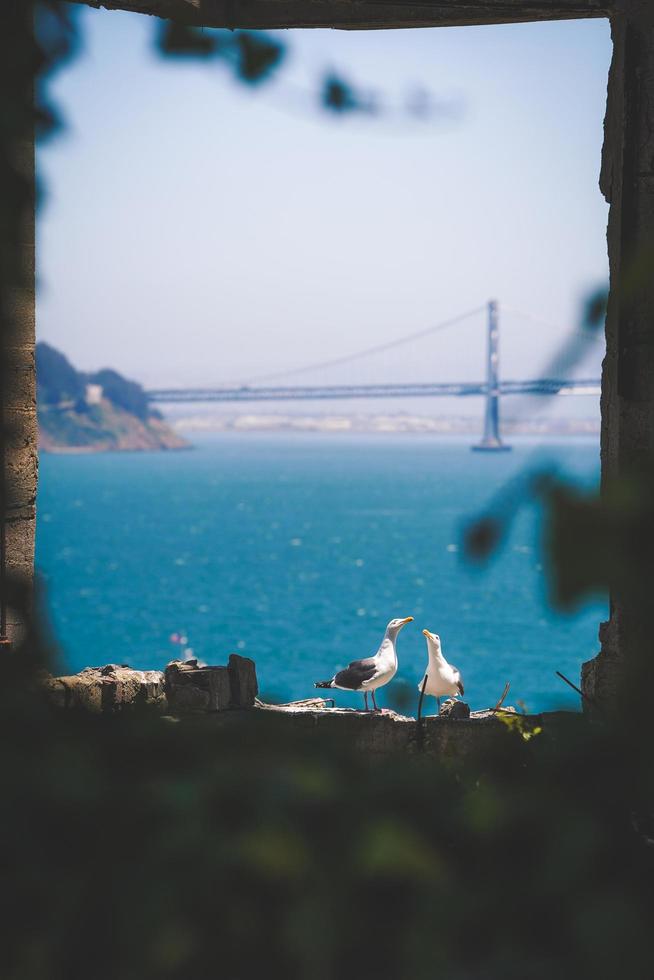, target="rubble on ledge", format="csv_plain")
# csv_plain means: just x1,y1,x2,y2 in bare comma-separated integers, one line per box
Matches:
42,656,258,714
42,663,166,713
438,697,471,719
165,655,258,712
